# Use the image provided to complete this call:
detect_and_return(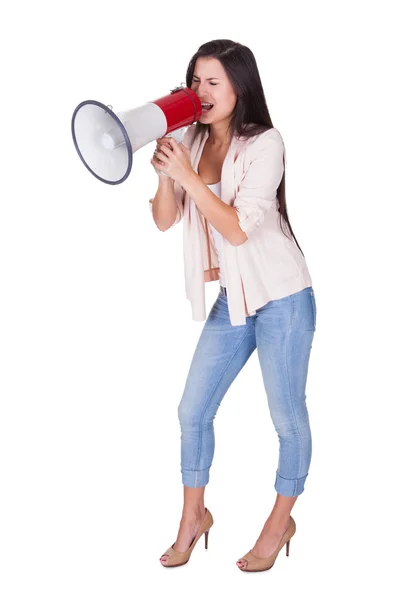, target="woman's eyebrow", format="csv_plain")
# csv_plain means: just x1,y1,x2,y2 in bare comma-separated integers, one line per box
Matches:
192,76,220,80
